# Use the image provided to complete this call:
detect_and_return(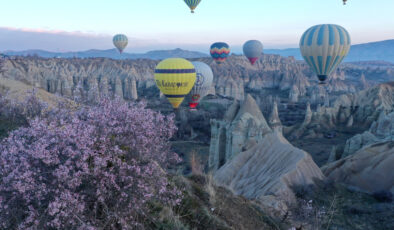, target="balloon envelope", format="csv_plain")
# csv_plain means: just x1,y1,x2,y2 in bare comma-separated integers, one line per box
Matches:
154,58,196,109
210,42,230,64
243,40,263,65
299,24,351,83
188,61,214,109
113,34,128,54
184,0,201,13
